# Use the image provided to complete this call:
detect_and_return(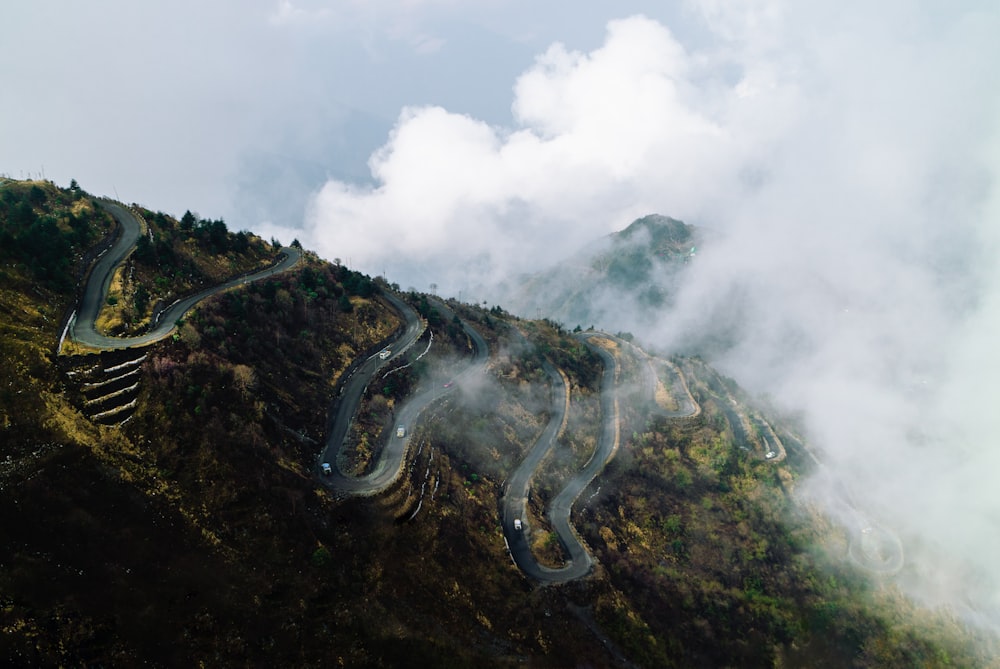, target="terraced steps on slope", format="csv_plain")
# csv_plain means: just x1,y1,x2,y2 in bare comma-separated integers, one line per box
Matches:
59,349,148,426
